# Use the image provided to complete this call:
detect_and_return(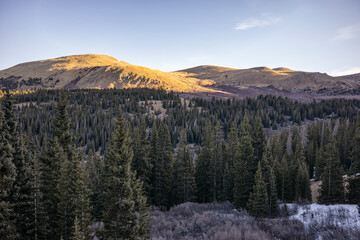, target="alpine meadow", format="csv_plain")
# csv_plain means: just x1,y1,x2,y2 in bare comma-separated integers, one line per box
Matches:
1,0,360,239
